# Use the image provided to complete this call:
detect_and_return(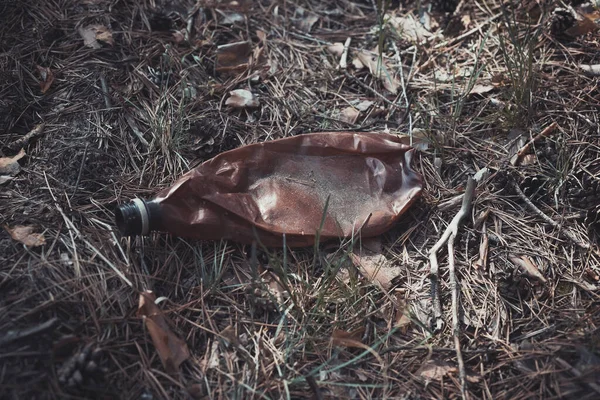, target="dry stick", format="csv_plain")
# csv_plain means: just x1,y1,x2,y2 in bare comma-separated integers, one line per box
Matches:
511,181,599,255
448,233,467,400
429,171,483,400
6,123,46,151
0,317,58,346
511,121,558,166
429,176,477,332
99,75,112,109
